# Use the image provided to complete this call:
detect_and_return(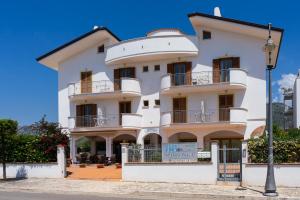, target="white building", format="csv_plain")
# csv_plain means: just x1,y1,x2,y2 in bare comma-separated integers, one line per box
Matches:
37,11,283,163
